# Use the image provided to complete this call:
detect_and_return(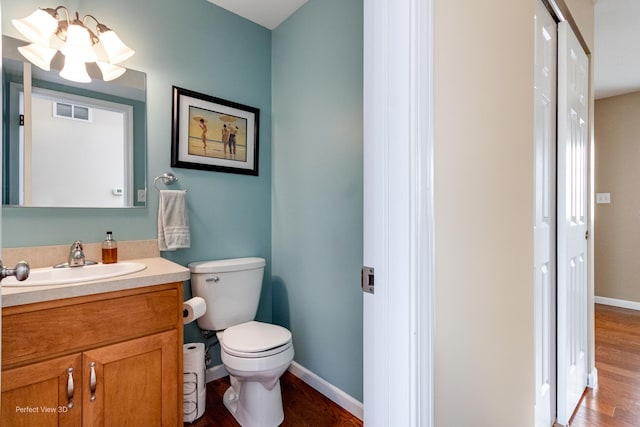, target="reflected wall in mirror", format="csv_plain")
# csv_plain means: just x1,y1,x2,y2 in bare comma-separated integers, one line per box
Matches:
2,35,147,208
